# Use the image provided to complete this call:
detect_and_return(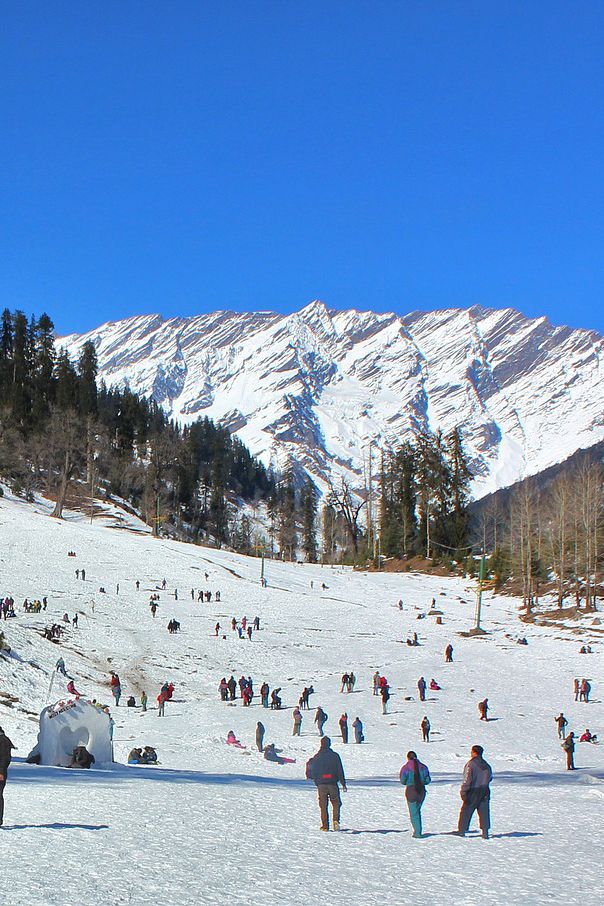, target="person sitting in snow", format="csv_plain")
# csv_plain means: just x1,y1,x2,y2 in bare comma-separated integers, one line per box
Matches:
66,679,81,698
128,747,143,764
429,679,441,691
579,729,598,743
263,743,296,765
69,746,95,769
226,730,245,748
142,746,158,764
